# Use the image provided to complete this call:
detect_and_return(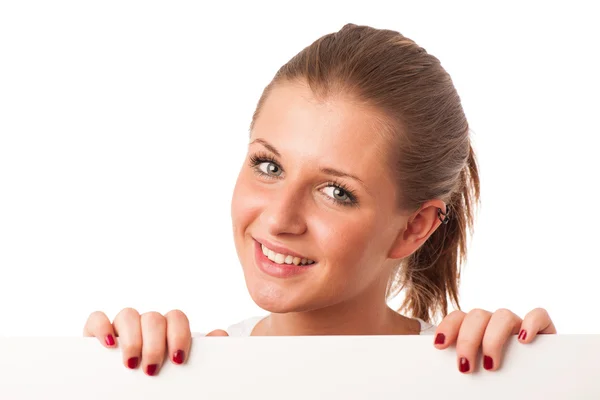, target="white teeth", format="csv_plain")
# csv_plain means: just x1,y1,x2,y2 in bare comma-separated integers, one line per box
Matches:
260,243,315,265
